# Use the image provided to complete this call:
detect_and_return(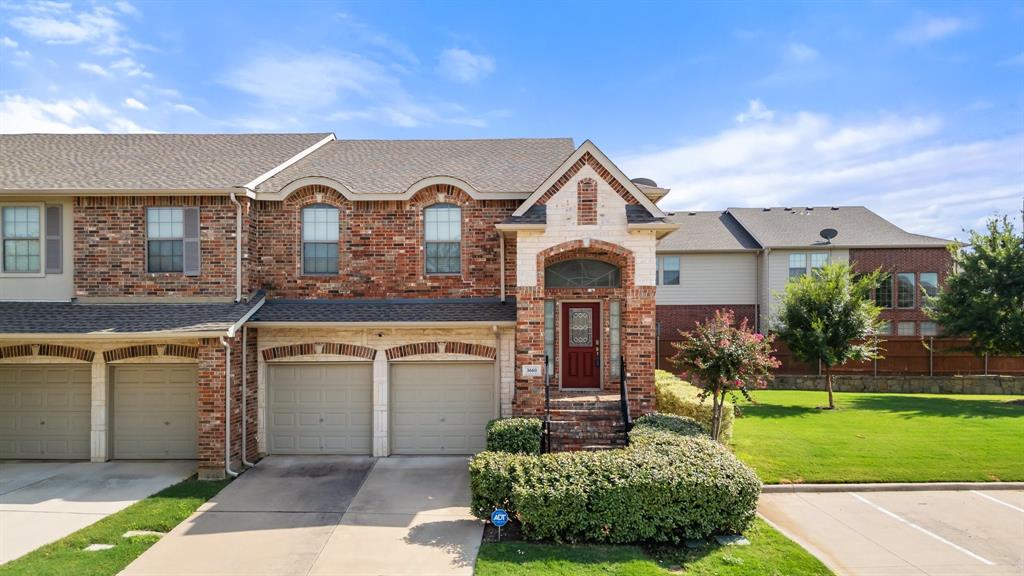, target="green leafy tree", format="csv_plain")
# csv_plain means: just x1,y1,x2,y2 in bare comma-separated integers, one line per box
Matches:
775,263,882,409
928,214,1024,356
670,309,779,441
